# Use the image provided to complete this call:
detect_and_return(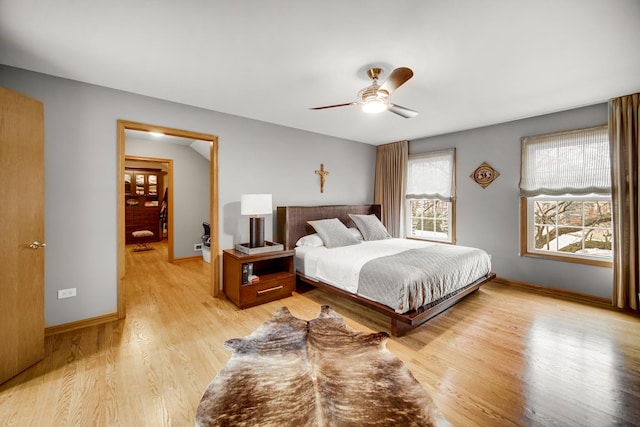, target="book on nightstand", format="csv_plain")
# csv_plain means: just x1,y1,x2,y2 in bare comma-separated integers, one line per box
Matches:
242,262,253,284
